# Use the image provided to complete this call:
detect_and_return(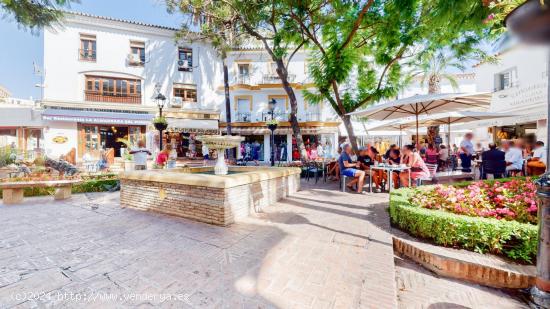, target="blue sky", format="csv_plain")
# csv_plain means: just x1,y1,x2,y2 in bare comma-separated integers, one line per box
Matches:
0,0,182,99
